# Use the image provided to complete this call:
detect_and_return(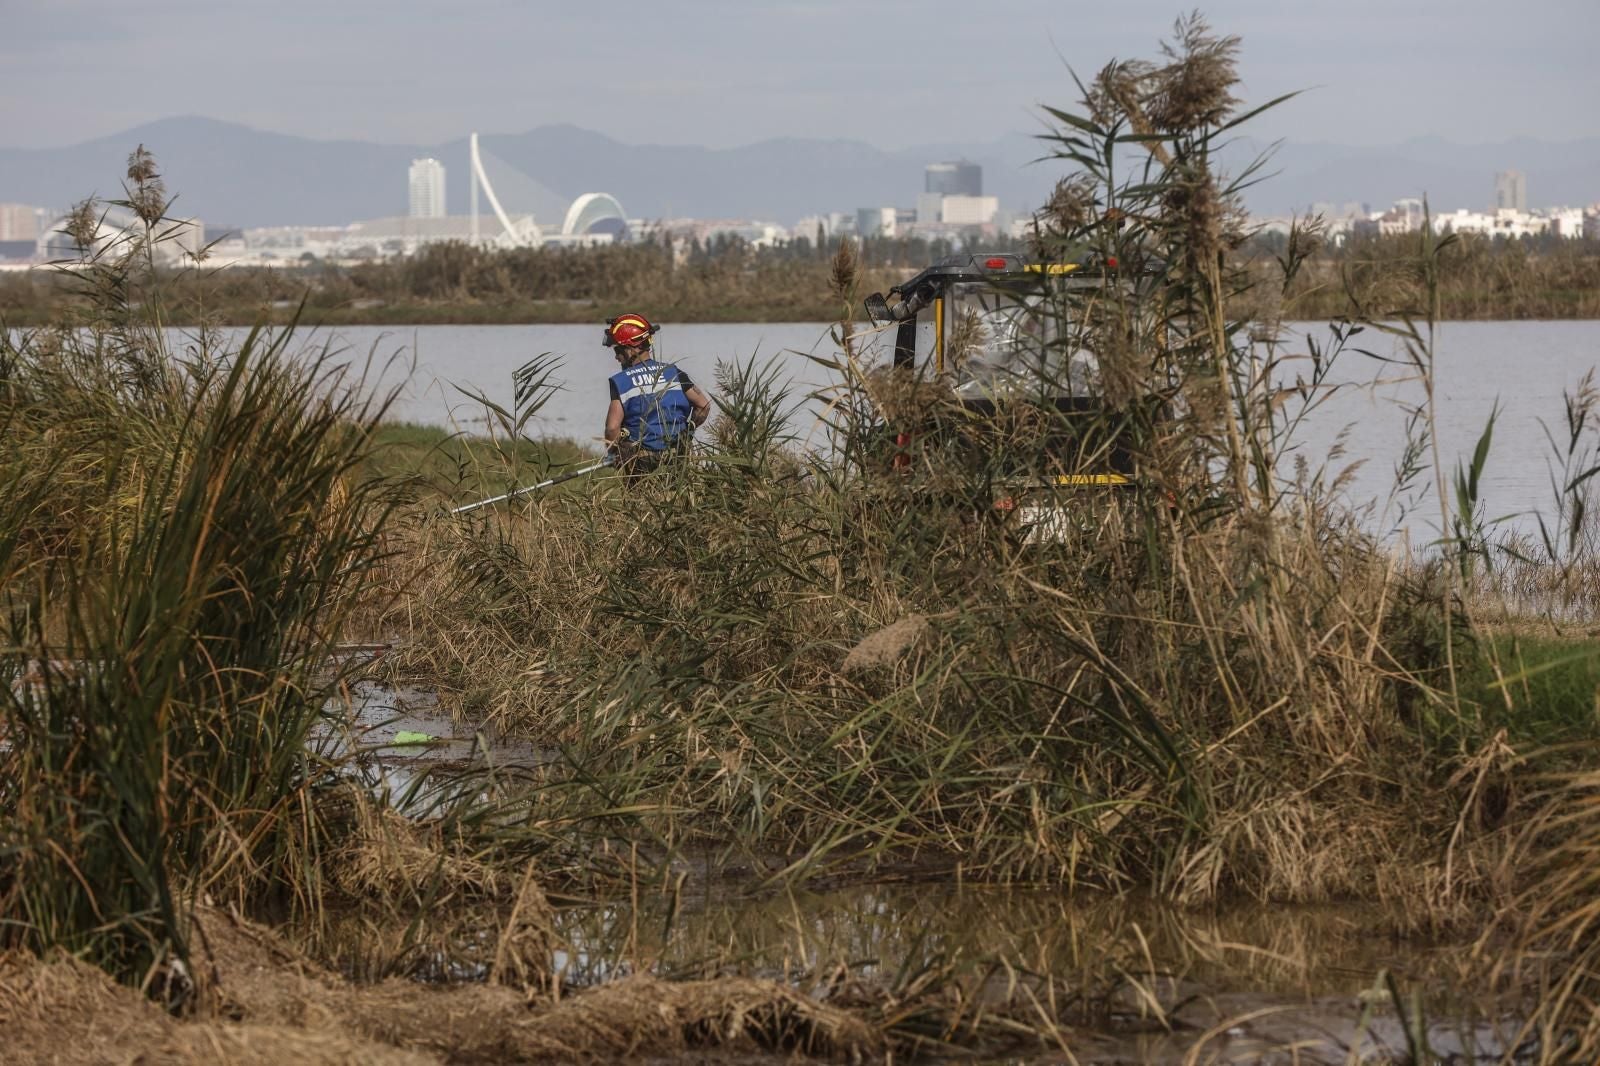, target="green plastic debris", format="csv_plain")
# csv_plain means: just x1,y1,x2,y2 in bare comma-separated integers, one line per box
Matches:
391,730,435,746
